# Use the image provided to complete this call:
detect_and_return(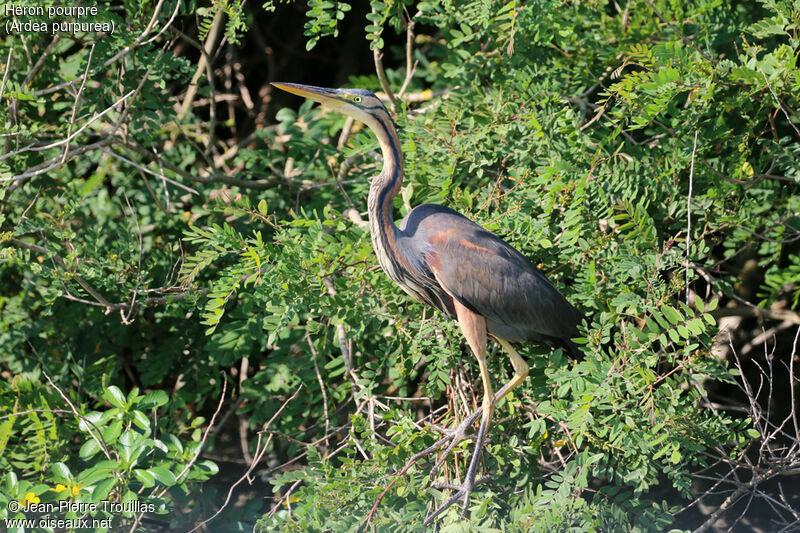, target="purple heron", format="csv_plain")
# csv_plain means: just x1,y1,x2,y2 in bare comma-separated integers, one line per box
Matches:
272,82,585,522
